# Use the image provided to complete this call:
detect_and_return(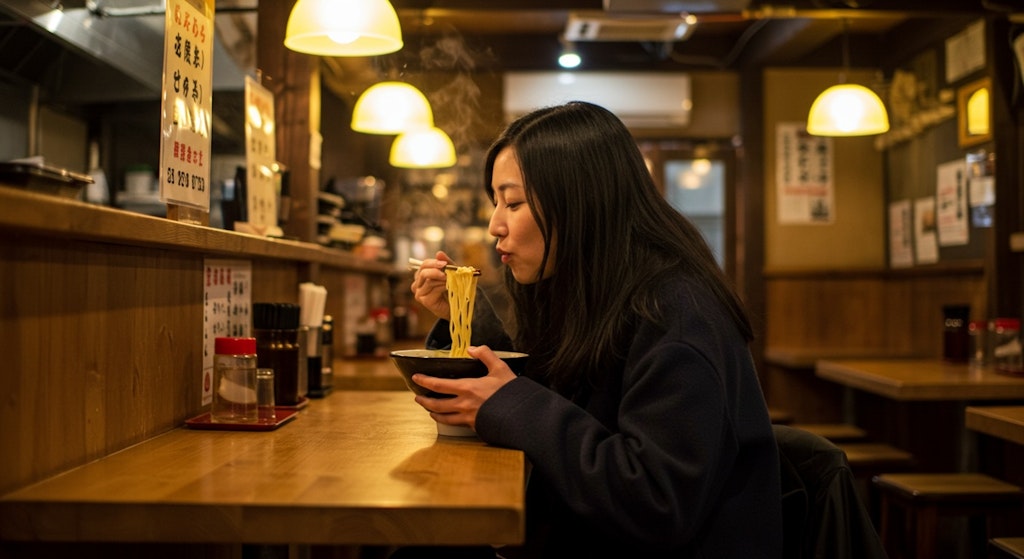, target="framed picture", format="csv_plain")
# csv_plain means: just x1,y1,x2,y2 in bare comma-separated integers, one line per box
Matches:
957,77,991,148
